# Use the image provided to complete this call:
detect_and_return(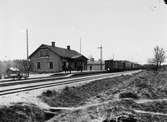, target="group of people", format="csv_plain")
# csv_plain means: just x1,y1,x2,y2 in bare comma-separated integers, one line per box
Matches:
62,62,83,73
62,63,72,73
